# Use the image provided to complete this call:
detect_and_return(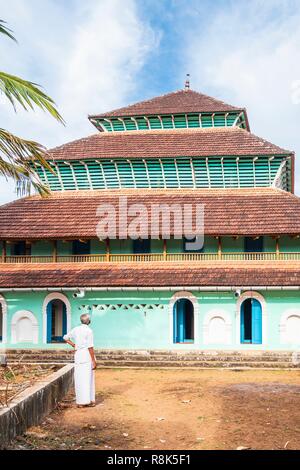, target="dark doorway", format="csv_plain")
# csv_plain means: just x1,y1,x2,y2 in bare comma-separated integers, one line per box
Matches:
47,299,67,343
241,298,262,344
173,299,194,343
